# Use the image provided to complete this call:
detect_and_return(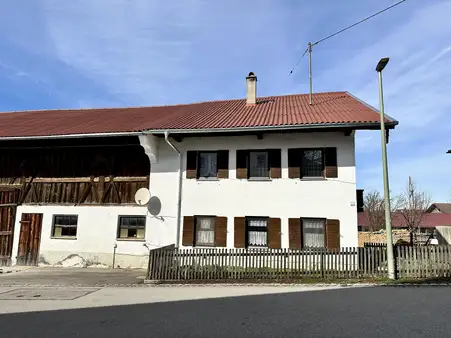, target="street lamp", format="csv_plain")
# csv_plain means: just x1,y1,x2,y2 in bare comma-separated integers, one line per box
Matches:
376,57,395,280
